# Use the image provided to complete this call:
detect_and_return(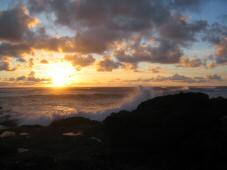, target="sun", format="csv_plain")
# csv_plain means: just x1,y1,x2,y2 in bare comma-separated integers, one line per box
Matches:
47,62,75,87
